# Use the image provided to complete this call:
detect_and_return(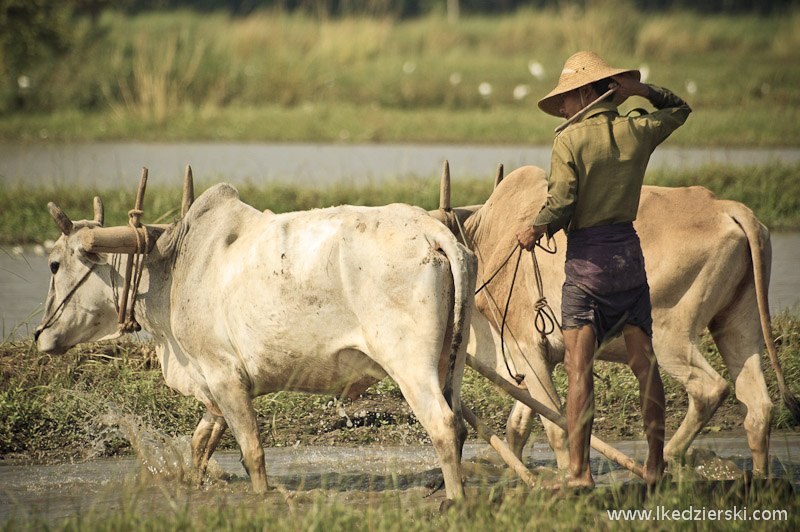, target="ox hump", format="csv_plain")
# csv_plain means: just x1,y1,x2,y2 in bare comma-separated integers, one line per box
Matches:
184,183,241,222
